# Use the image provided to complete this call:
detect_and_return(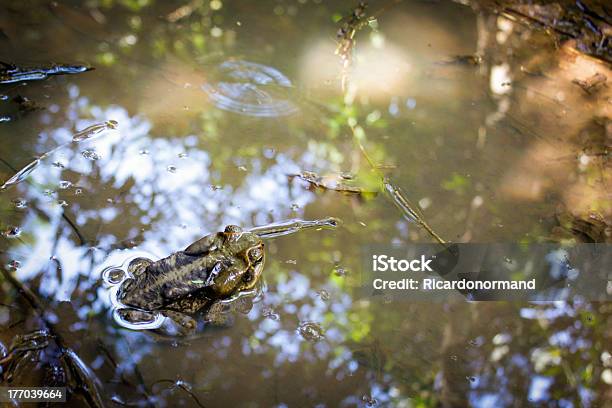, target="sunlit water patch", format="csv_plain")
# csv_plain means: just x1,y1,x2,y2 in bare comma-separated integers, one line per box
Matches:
202,60,299,117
